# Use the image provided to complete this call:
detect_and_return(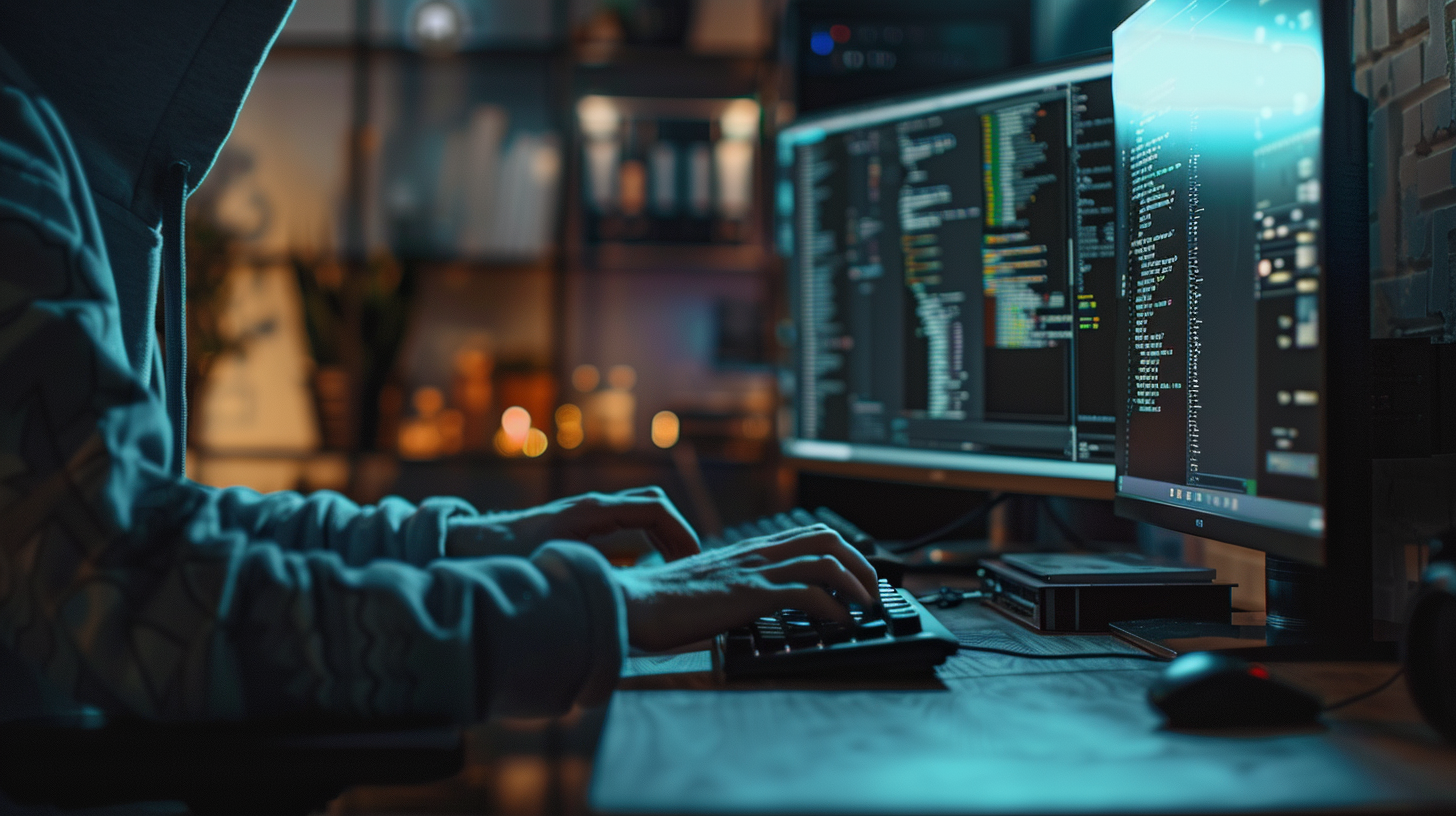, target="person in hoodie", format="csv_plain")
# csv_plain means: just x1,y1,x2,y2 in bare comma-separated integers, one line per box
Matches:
0,2,877,724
